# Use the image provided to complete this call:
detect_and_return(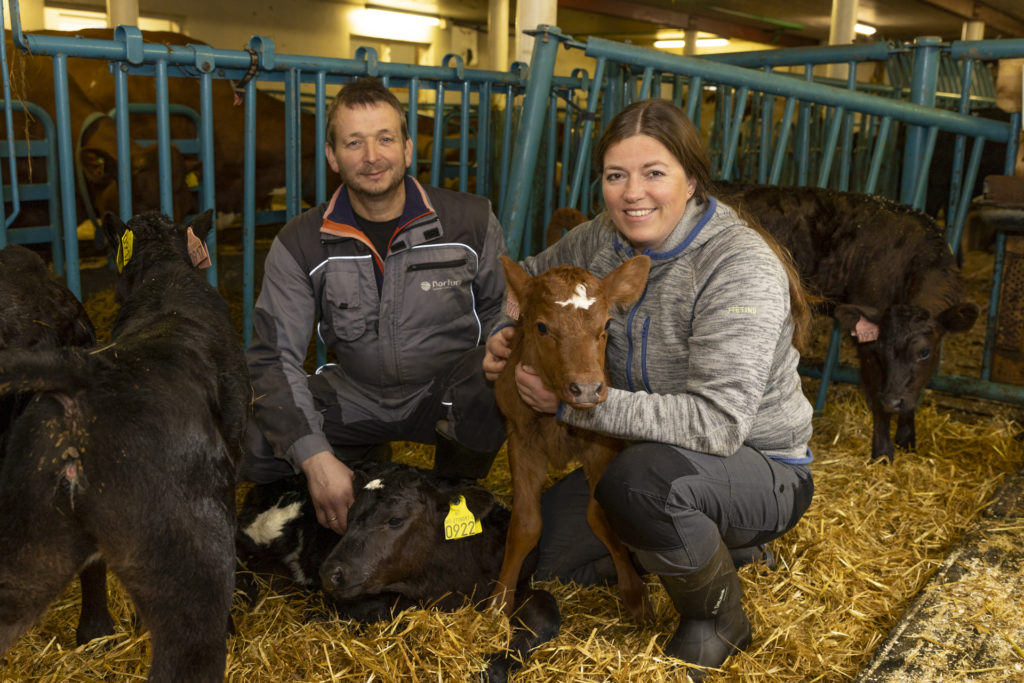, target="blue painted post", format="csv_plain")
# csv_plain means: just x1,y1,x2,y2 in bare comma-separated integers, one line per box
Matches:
285,68,301,220
500,26,568,259
199,70,217,286
113,65,133,220
243,77,257,346
155,59,174,217
51,54,81,298
899,36,941,206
